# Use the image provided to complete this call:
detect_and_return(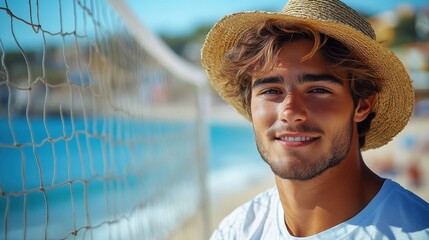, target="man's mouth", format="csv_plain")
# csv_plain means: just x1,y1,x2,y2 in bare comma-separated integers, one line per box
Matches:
275,134,321,147
279,136,315,142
